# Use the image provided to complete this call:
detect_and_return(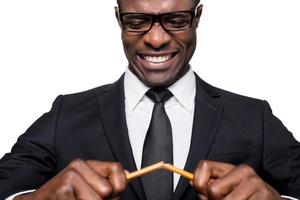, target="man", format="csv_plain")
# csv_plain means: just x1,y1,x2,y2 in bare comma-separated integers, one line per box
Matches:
0,0,299,199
